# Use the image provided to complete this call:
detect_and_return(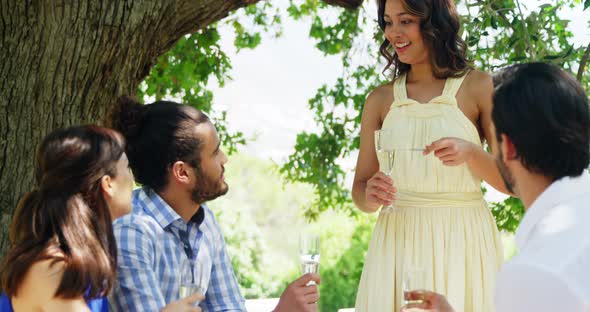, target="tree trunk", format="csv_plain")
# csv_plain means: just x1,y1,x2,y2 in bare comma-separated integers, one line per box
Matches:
0,0,362,257
0,0,265,257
